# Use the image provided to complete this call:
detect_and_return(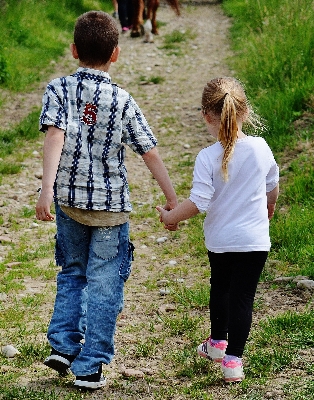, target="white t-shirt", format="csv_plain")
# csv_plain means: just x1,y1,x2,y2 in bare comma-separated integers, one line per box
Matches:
189,136,279,253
